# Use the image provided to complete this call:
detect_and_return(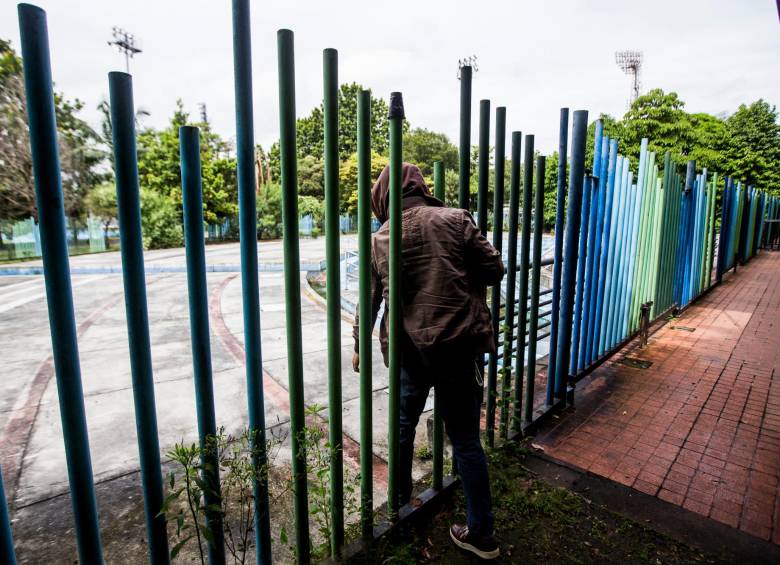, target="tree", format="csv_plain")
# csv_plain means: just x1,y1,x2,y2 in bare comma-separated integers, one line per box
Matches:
403,128,459,177
0,39,104,223
298,154,325,198
86,182,116,247
136,100,238,223
339,151,389,215
268,84,392,181
724,100,780,195
620,89,695,163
